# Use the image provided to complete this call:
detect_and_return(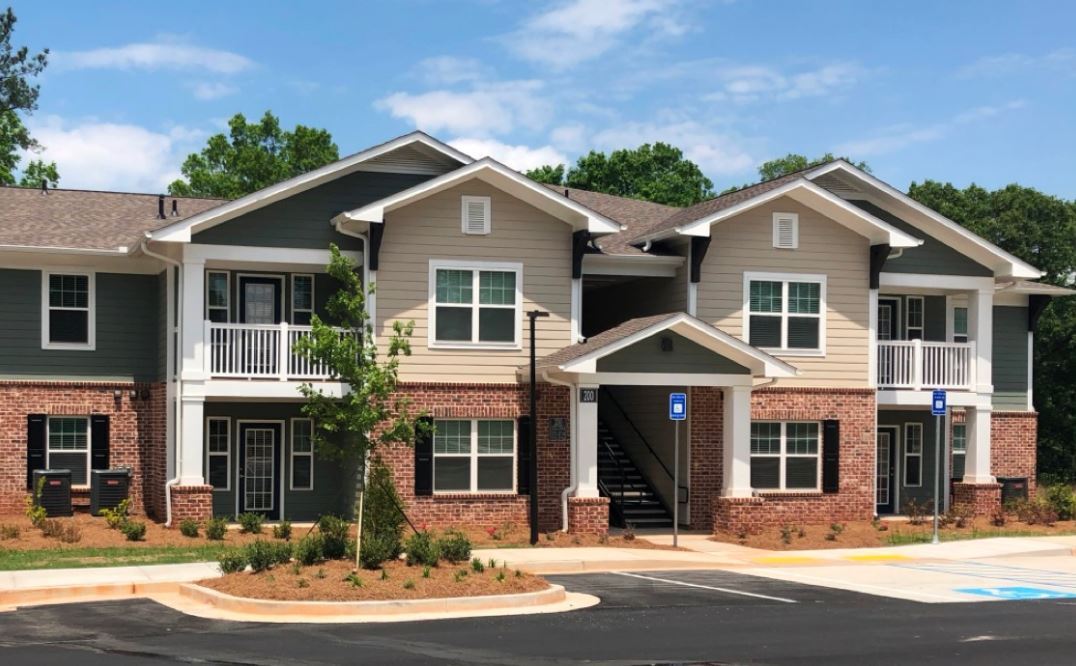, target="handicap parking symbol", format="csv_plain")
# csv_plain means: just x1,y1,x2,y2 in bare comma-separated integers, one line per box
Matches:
956,586,1076,600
